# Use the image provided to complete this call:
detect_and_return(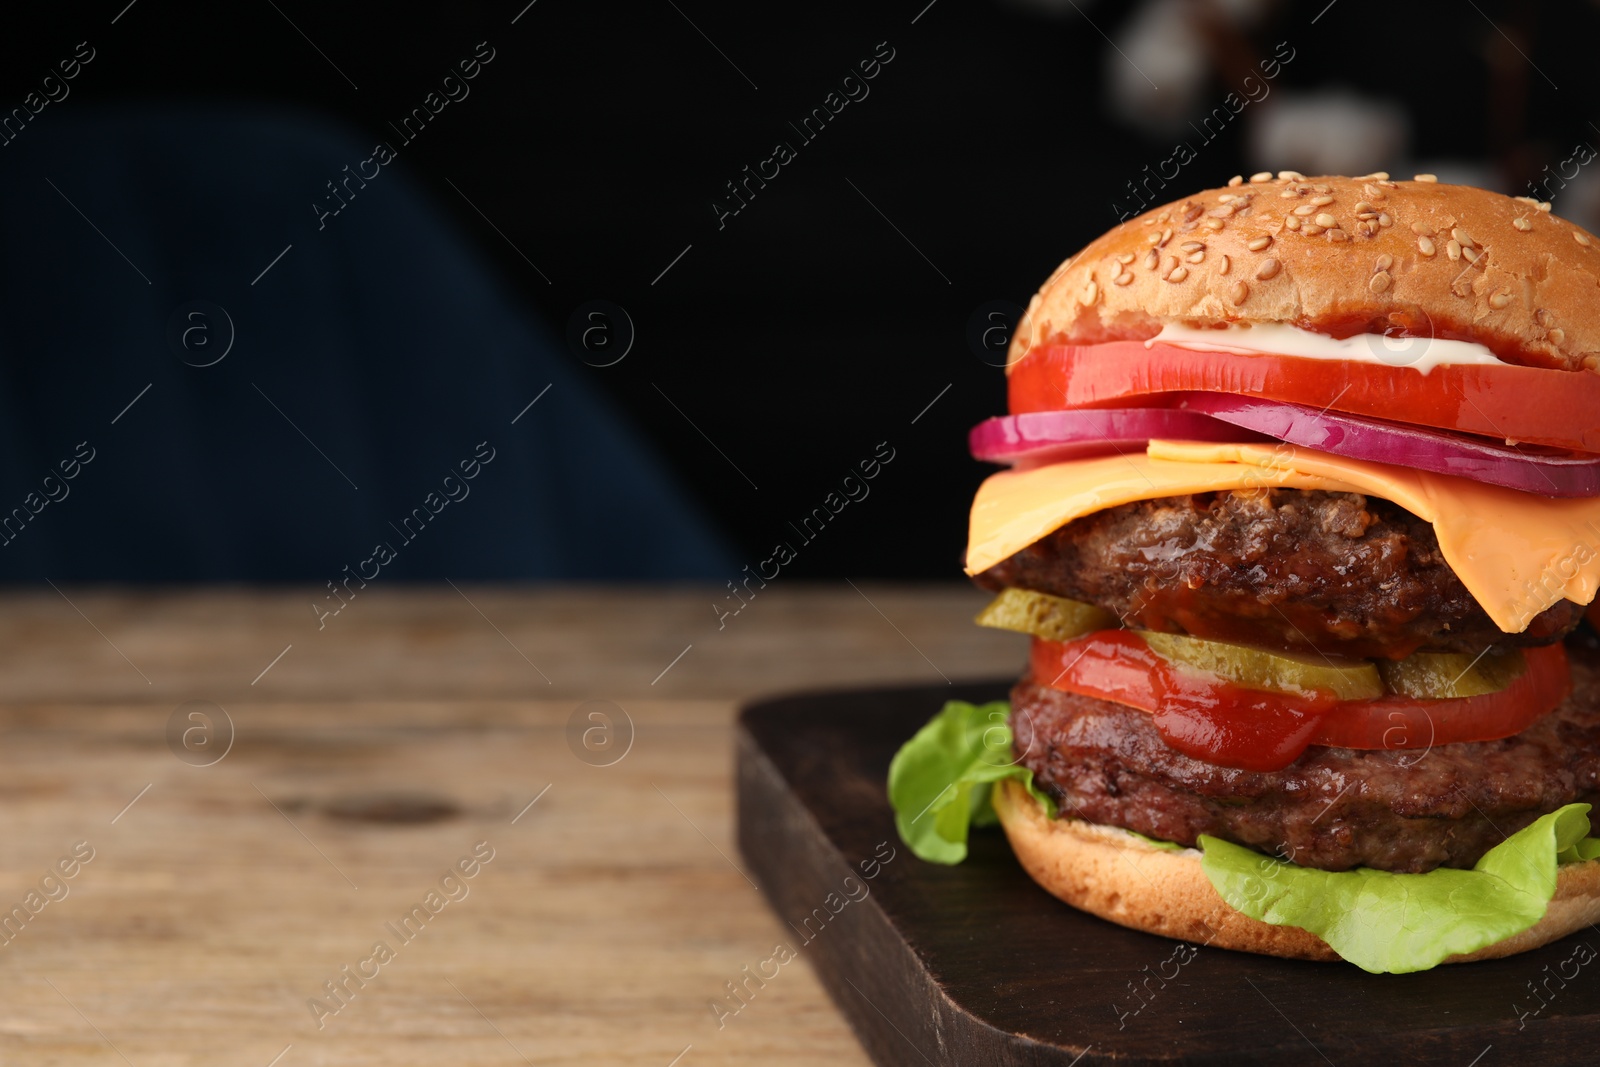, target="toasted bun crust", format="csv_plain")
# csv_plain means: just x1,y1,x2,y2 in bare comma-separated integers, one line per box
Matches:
1010,174,1600,373
993,778,1600,965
